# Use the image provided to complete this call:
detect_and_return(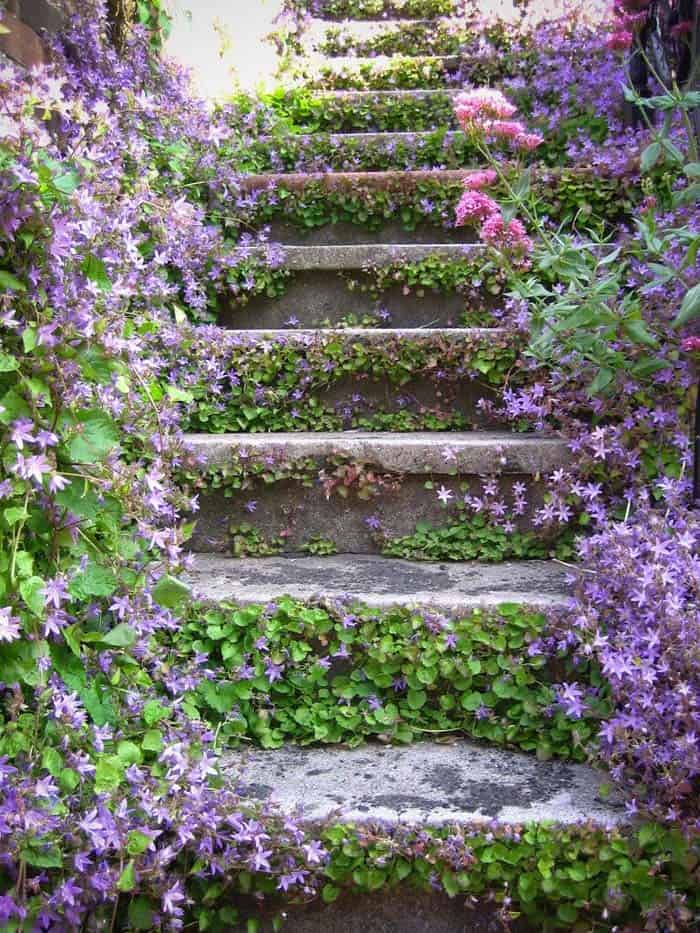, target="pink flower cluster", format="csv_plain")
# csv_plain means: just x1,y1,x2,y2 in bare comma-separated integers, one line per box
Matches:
681,336,700,353
454,88,544,153
455,183,533,262
453,111,533,265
